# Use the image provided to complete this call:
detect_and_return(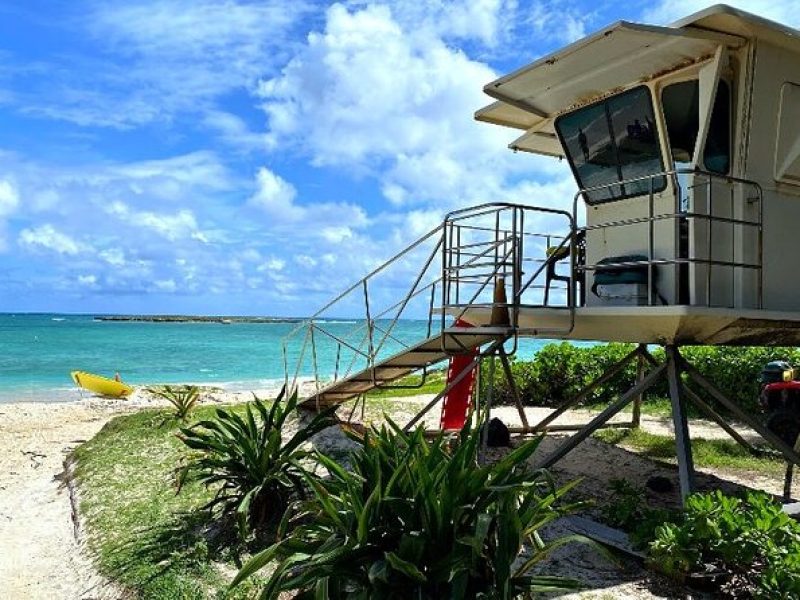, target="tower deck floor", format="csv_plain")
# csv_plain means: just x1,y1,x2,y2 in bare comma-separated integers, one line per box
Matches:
455,306,800,346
